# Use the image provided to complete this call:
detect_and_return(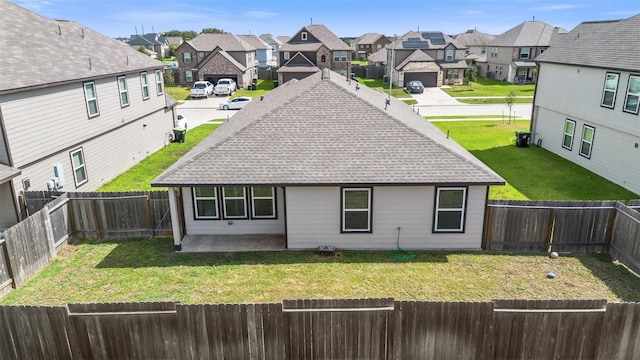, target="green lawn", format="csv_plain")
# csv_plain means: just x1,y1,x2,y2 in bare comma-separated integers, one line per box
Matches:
2,238,639,305
166,86,190,101
357,78,412,98
97,124,219,192
442,77,535,97
455,97,533,104
351,60,368,65
232,79,275,98
432,120,639,200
